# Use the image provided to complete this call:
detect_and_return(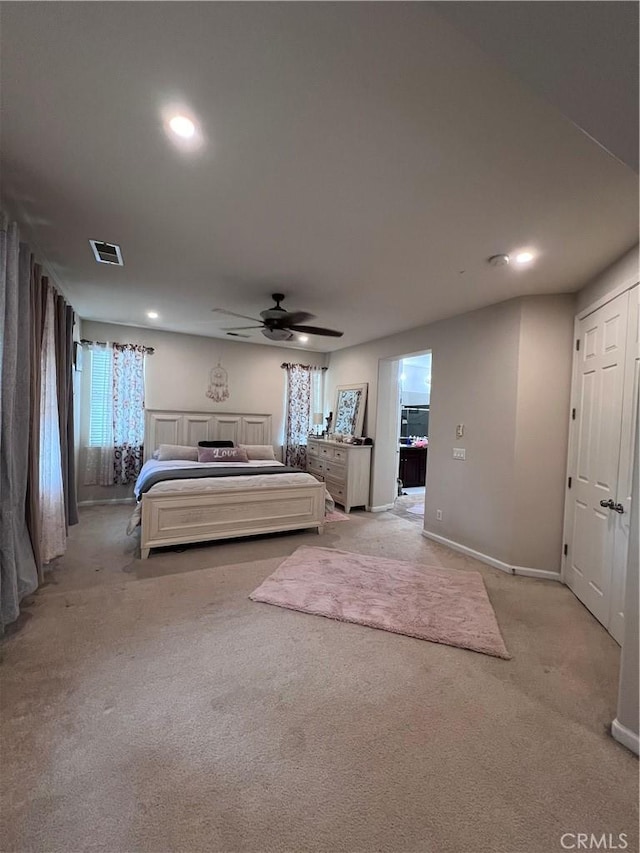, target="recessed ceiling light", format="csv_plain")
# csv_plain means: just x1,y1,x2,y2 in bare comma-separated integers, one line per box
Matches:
169,115,195,139
515,251,535,264
147,311,159,319
298,335,309,343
